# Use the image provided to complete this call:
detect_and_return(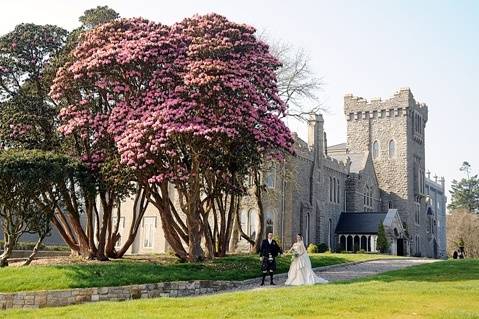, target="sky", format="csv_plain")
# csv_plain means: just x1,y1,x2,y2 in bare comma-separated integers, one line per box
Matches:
1,0,478,195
